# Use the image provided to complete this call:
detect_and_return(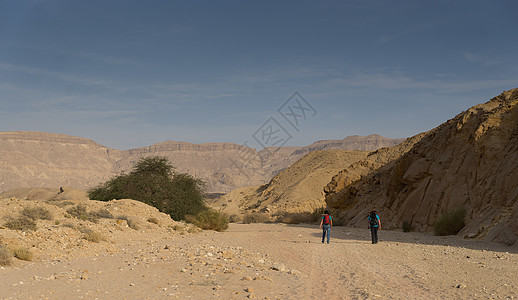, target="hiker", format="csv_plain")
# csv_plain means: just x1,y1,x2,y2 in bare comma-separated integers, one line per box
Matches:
368,210,381,244
319,209,332,244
